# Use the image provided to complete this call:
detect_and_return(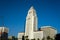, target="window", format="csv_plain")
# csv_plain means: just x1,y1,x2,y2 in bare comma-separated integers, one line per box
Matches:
37,38,40,40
